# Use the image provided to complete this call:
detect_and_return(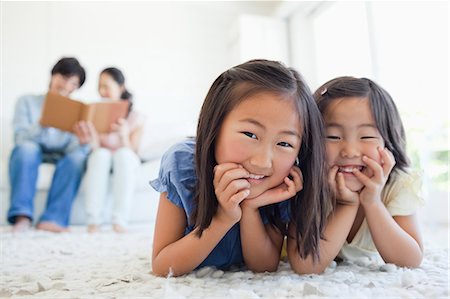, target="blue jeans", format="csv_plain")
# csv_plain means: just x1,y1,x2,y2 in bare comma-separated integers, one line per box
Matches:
7,141,88,227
